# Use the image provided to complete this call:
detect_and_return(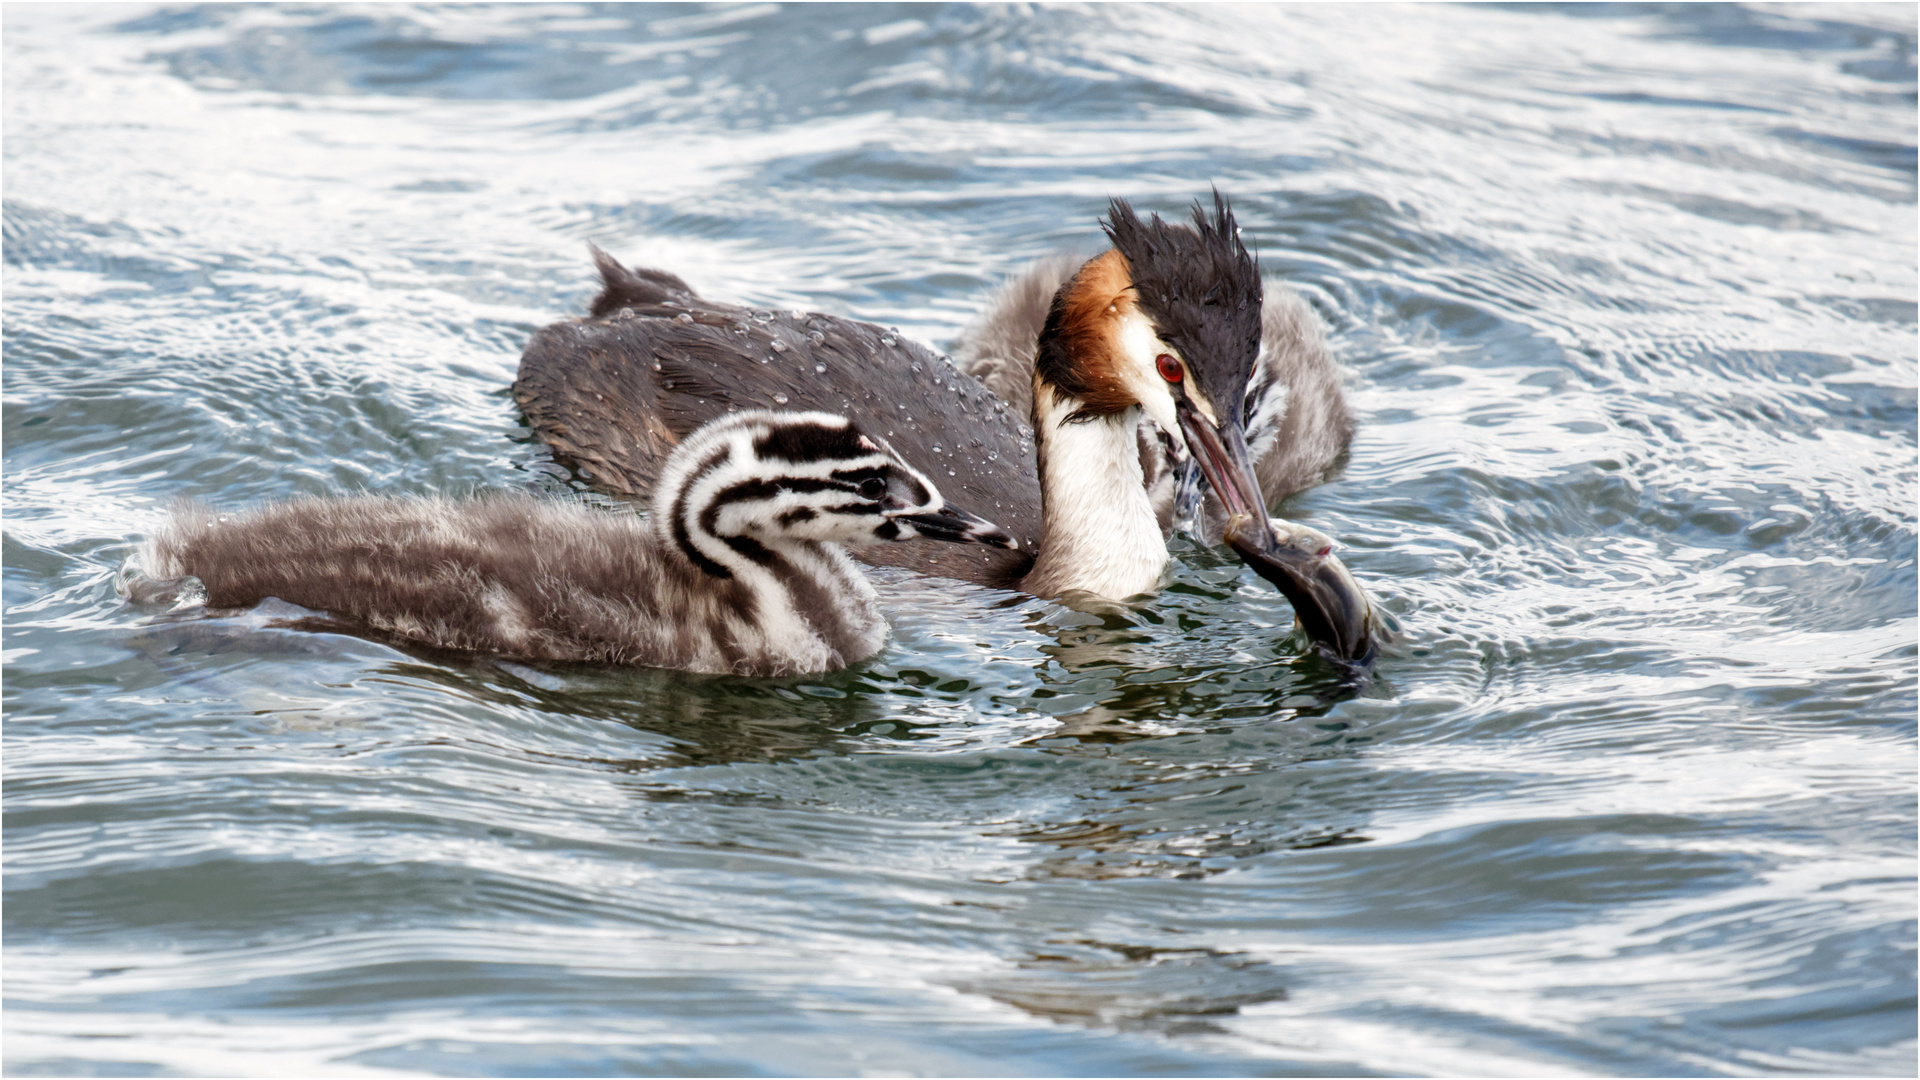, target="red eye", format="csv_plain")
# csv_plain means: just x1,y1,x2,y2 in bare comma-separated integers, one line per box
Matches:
1155,354,1183,383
